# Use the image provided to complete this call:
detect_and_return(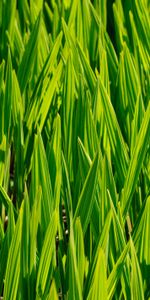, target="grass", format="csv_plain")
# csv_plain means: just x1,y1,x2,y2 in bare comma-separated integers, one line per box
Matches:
0,0,150,299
